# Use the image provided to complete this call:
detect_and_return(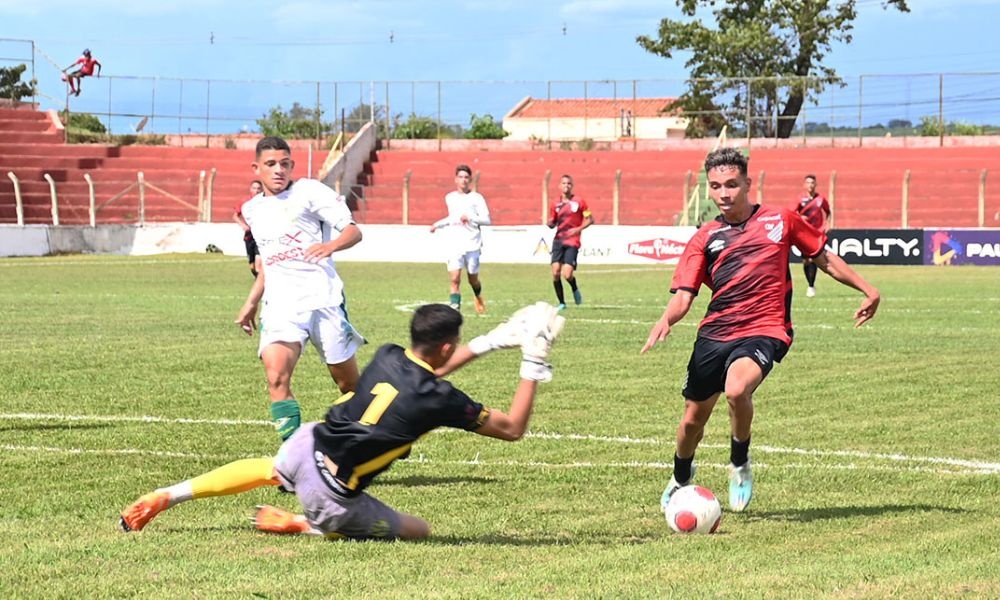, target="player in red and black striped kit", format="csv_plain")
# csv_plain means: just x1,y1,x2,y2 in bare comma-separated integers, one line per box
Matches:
547,174,594,309
790,174,832,297
642,148,880,514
